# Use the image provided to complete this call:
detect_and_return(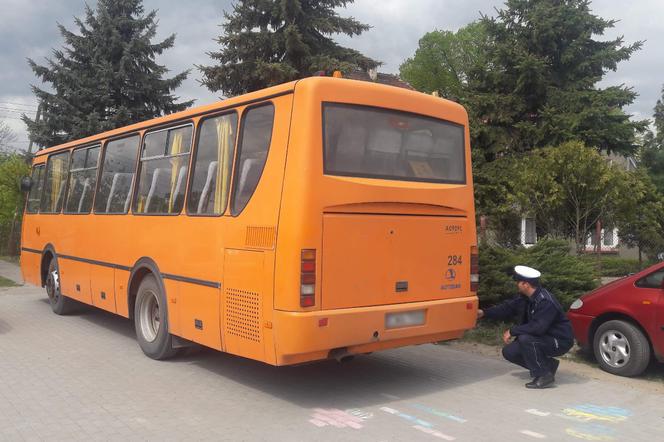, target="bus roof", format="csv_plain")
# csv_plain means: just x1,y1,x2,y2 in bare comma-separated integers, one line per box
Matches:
34,80,298,157
34,76,466,157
